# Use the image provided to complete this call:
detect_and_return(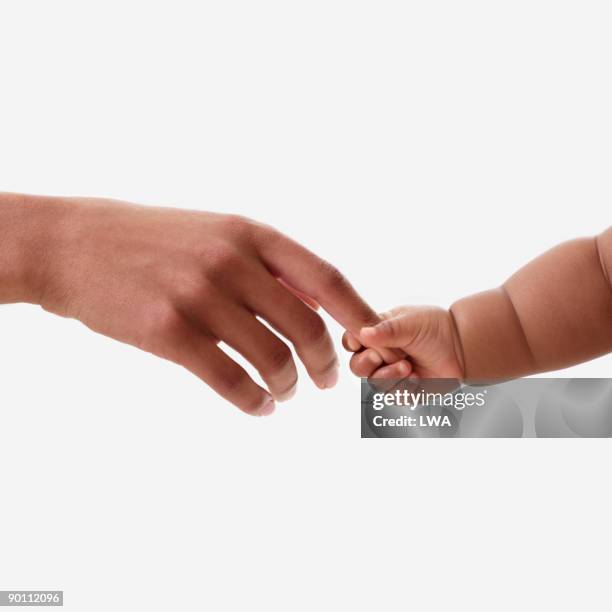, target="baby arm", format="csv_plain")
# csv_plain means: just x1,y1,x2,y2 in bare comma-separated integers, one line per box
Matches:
345,227,612,380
